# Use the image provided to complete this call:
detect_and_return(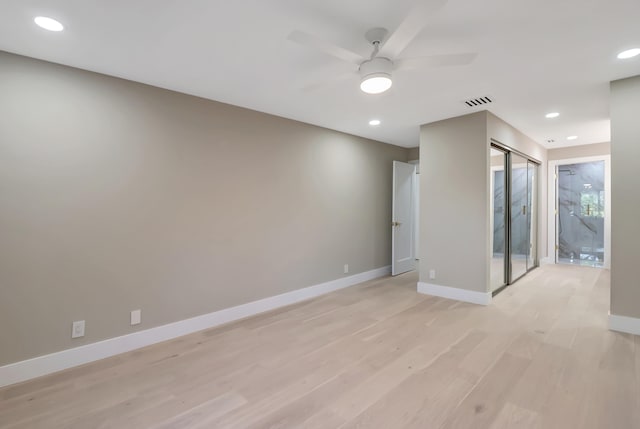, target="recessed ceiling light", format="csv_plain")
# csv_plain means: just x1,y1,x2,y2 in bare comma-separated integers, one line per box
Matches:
34,16,64,32
567,135,578,140
545,112,560,119
617,48,640,60
369,119,381,126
